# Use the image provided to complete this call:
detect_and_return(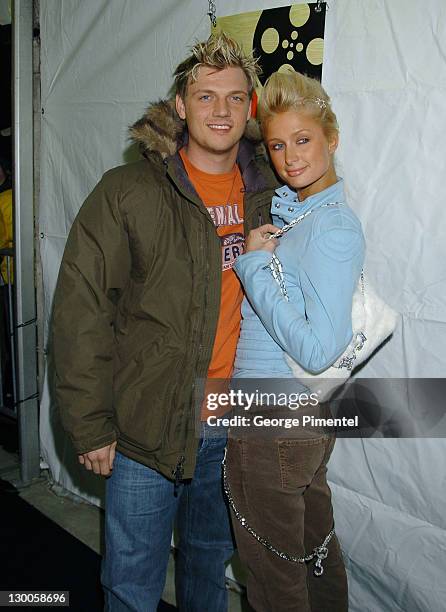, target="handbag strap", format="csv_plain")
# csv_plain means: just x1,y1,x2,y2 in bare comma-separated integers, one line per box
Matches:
269,202,343,302
271,201,343,239
268,202,367,371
